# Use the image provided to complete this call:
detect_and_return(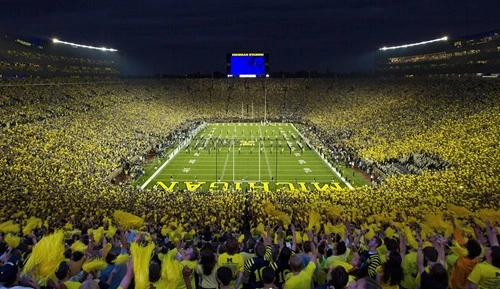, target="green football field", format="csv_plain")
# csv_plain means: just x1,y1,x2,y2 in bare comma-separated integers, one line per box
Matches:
138,123,366,191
